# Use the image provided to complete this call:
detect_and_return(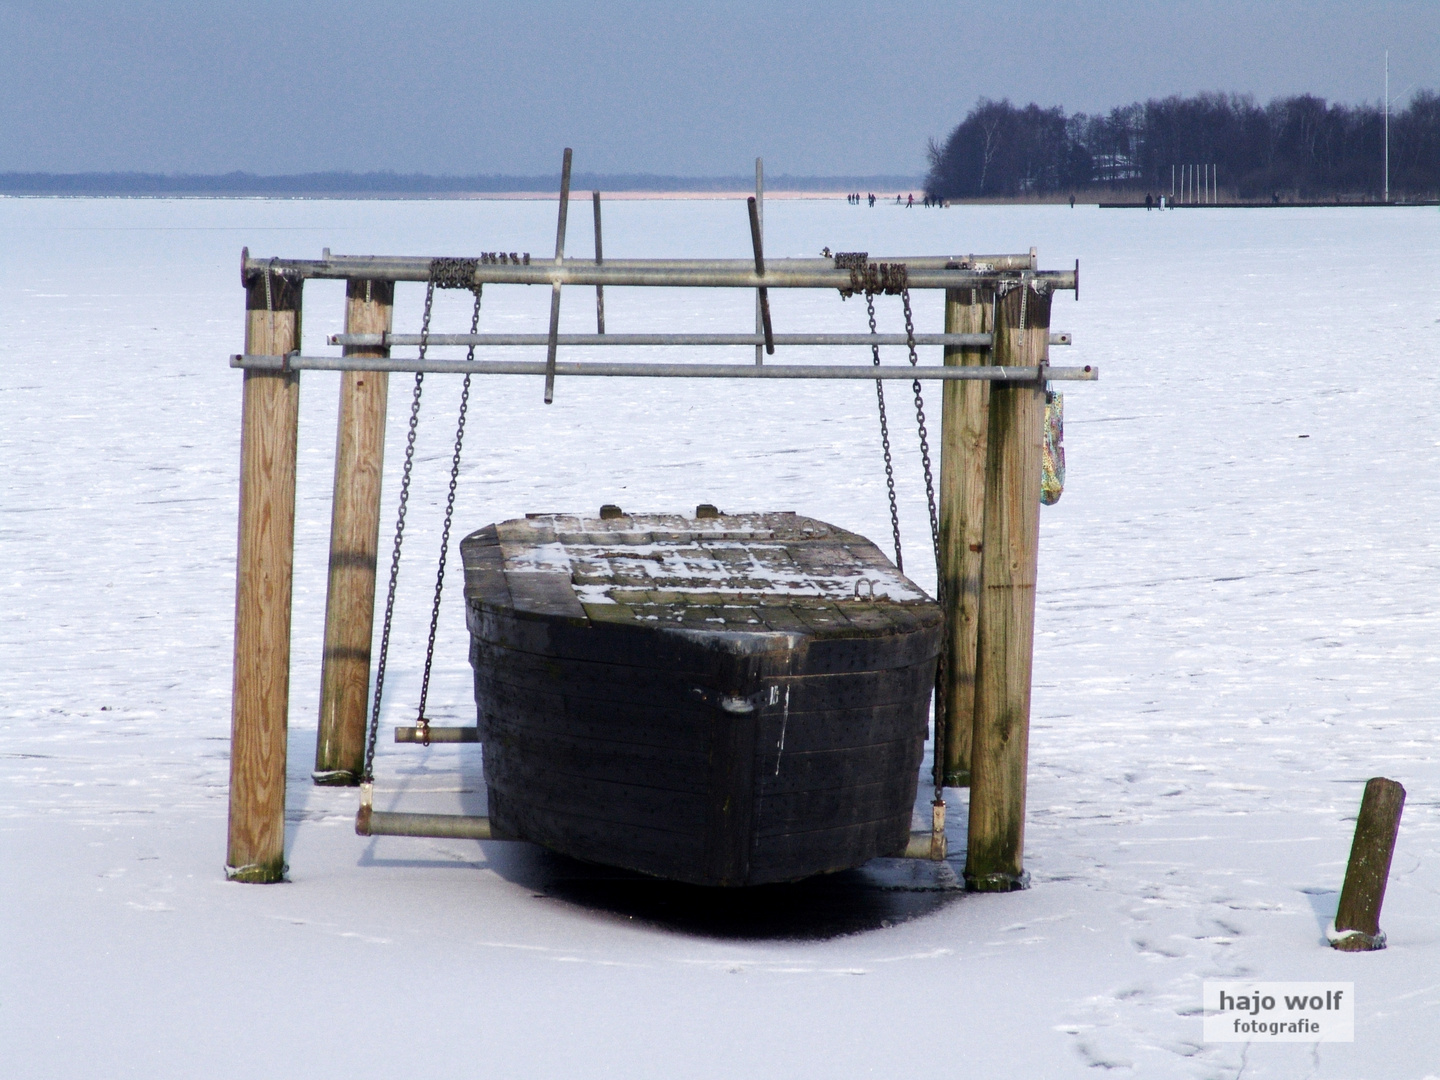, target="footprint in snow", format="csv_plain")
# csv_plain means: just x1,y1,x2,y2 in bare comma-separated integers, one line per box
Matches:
1202,915,1244,938
1131,936,1187,959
